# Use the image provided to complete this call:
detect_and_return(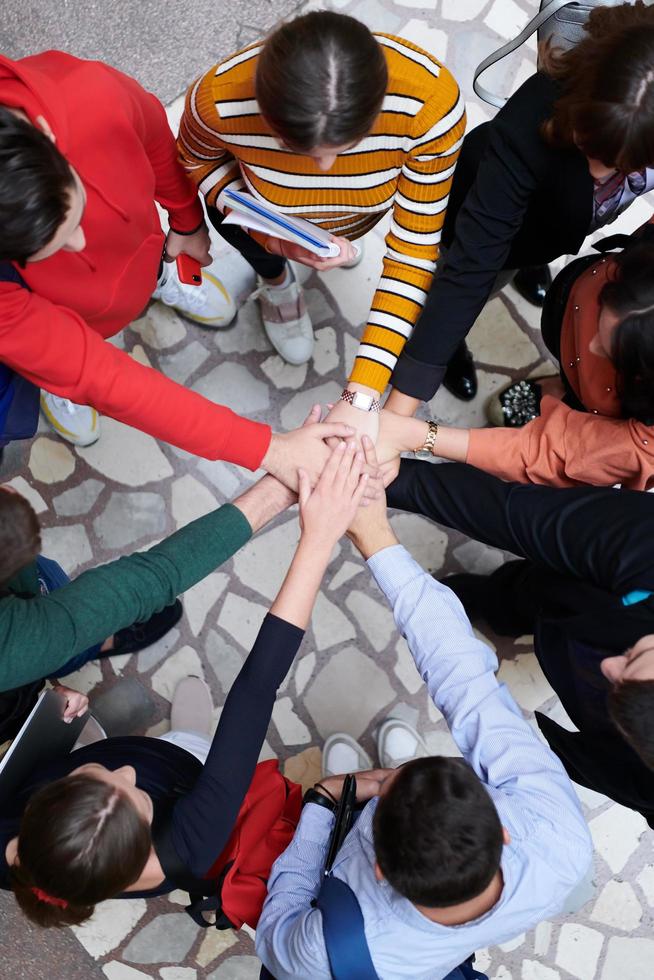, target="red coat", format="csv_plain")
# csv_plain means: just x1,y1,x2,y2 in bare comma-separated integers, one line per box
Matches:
0,52,270,468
